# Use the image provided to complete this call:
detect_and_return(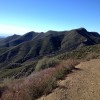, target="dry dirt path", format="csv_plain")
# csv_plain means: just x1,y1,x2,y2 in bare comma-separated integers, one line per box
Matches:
38,59,100,100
